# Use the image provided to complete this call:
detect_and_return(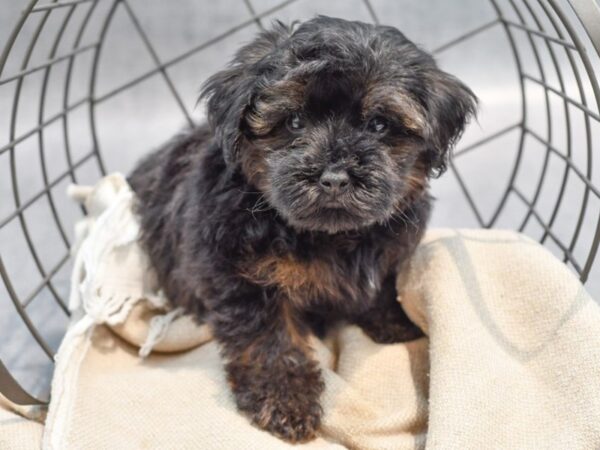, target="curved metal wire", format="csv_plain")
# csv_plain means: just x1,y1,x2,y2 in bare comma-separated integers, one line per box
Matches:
8,0,69,313
497,0,582,269
87,0,120,177
510,0,570,238
483,0,529,228
37,2,80,250
517,1,572,244
62,0,100,197
550,0,600,280
534,0,592,260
